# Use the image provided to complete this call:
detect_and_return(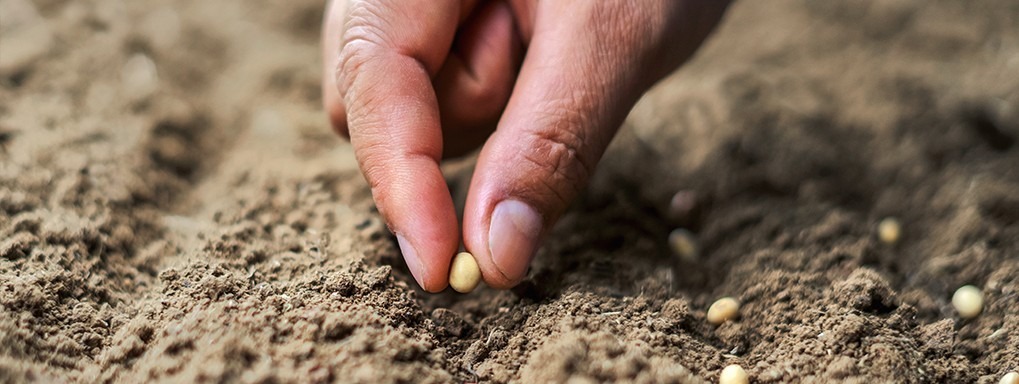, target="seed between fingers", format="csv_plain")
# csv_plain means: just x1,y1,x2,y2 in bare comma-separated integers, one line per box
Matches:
449,252,481,293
